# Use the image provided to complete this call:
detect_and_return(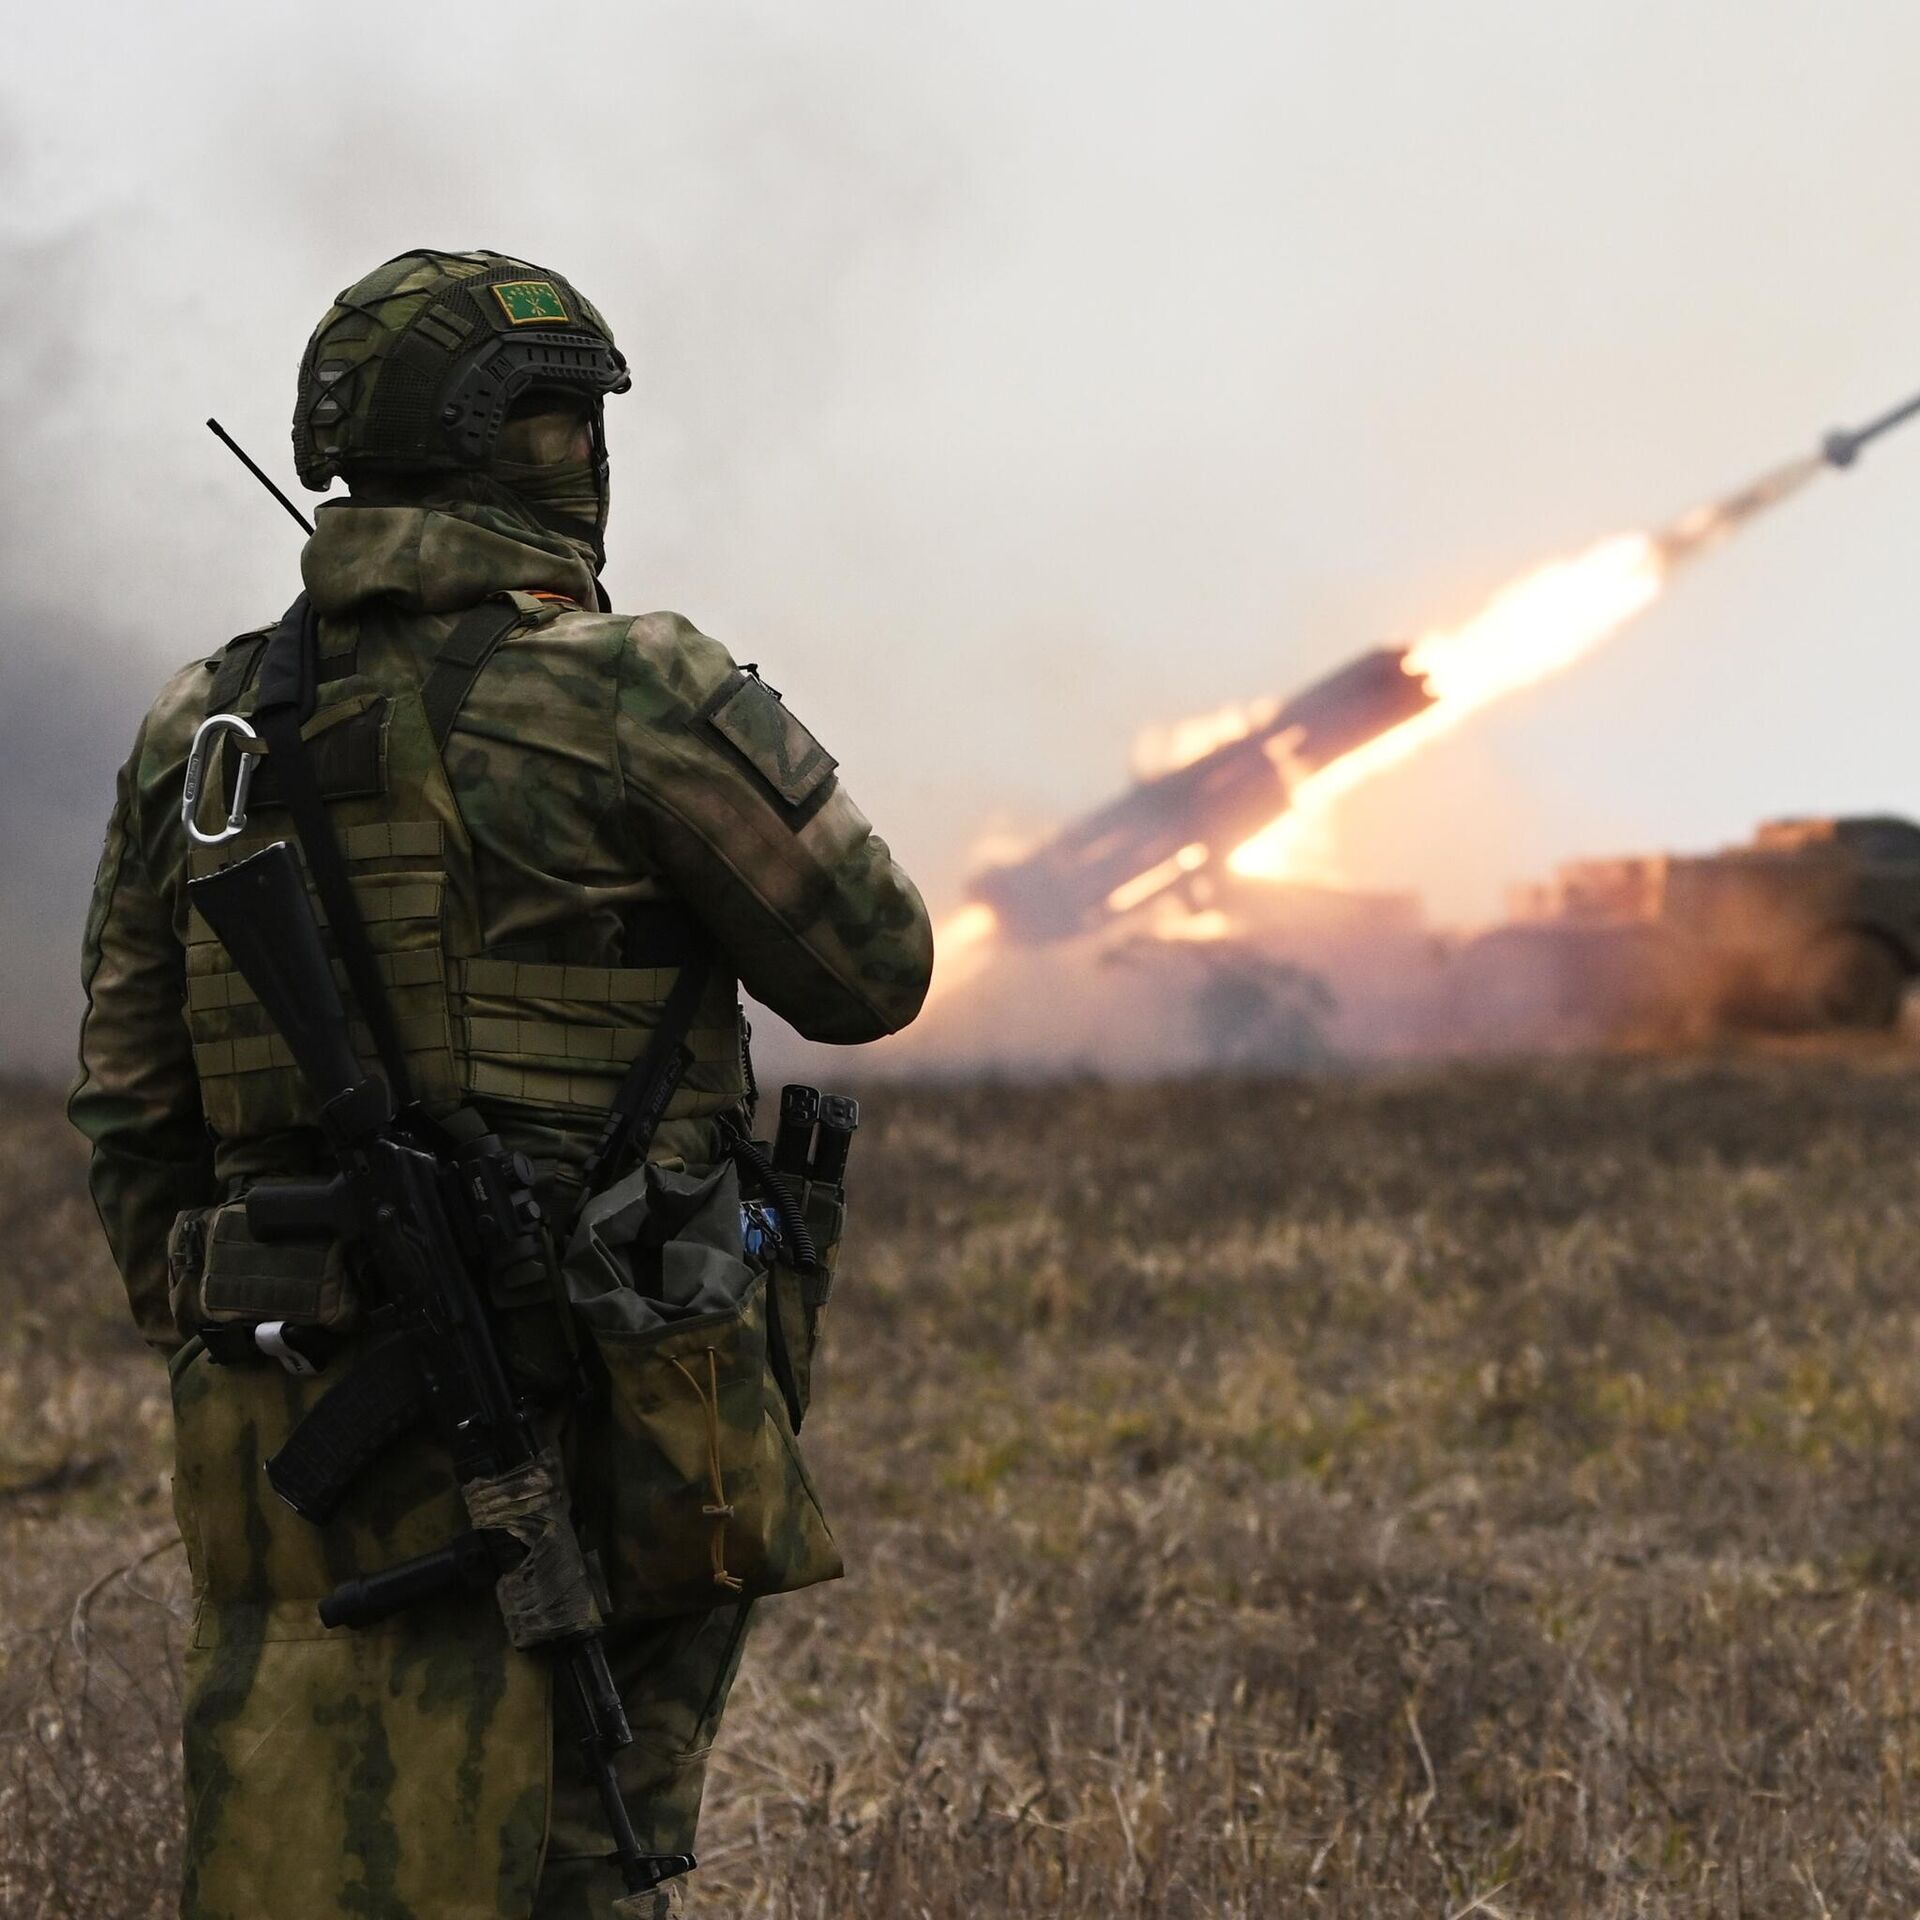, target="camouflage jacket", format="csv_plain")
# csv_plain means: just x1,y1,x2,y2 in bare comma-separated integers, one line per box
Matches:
70,499,933,1350
64,500,931,1916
